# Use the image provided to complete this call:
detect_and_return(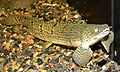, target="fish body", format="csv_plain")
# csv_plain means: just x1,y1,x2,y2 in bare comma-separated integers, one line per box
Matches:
1,13,113,66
